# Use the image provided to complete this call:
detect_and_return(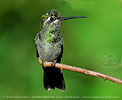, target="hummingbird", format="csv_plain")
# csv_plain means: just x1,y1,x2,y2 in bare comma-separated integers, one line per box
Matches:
35,9,87,91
